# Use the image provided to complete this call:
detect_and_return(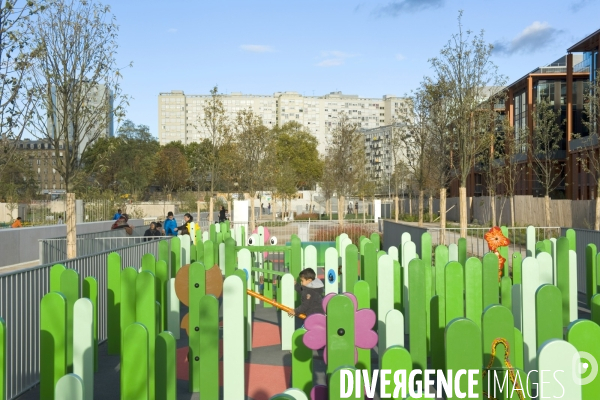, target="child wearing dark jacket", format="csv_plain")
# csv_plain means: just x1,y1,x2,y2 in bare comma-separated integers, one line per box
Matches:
288,268,324,318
